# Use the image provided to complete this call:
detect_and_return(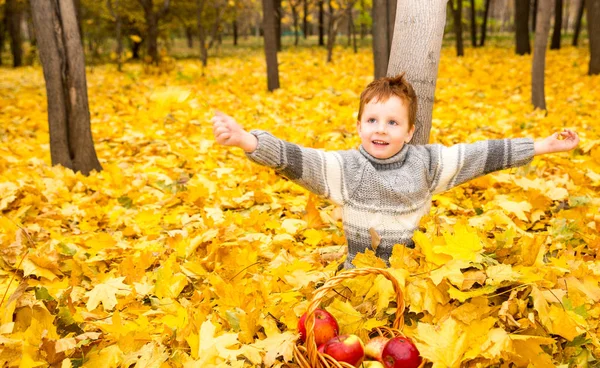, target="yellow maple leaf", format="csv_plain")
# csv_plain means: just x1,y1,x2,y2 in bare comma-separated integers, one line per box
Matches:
85,277,132,311
436,223,483,263
249,331,297,367
195,320,241,365
413,317,468,368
